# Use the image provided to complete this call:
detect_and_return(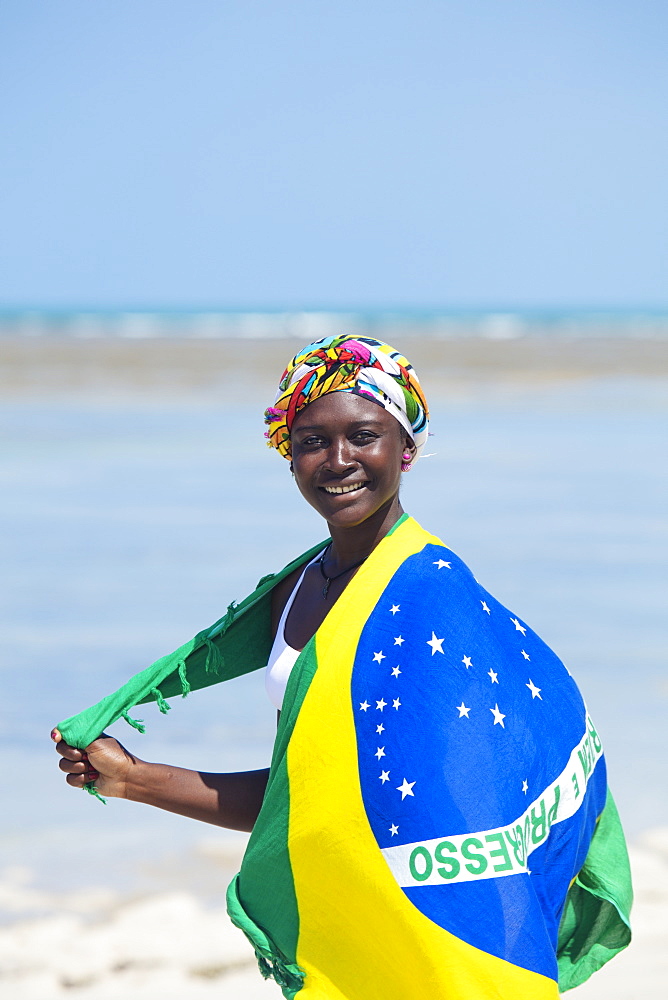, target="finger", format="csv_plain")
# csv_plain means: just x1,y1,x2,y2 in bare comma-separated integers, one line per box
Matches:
55,740,85,762
66,772,88,788
59,757,88,775
51,728,61,743
70,763,98,782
